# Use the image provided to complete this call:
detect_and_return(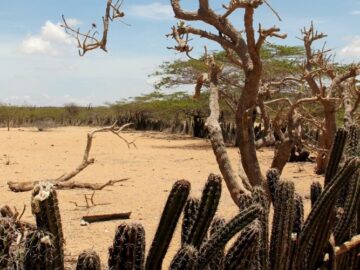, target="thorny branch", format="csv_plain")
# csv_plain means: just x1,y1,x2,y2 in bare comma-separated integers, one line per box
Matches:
61,0,125,56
